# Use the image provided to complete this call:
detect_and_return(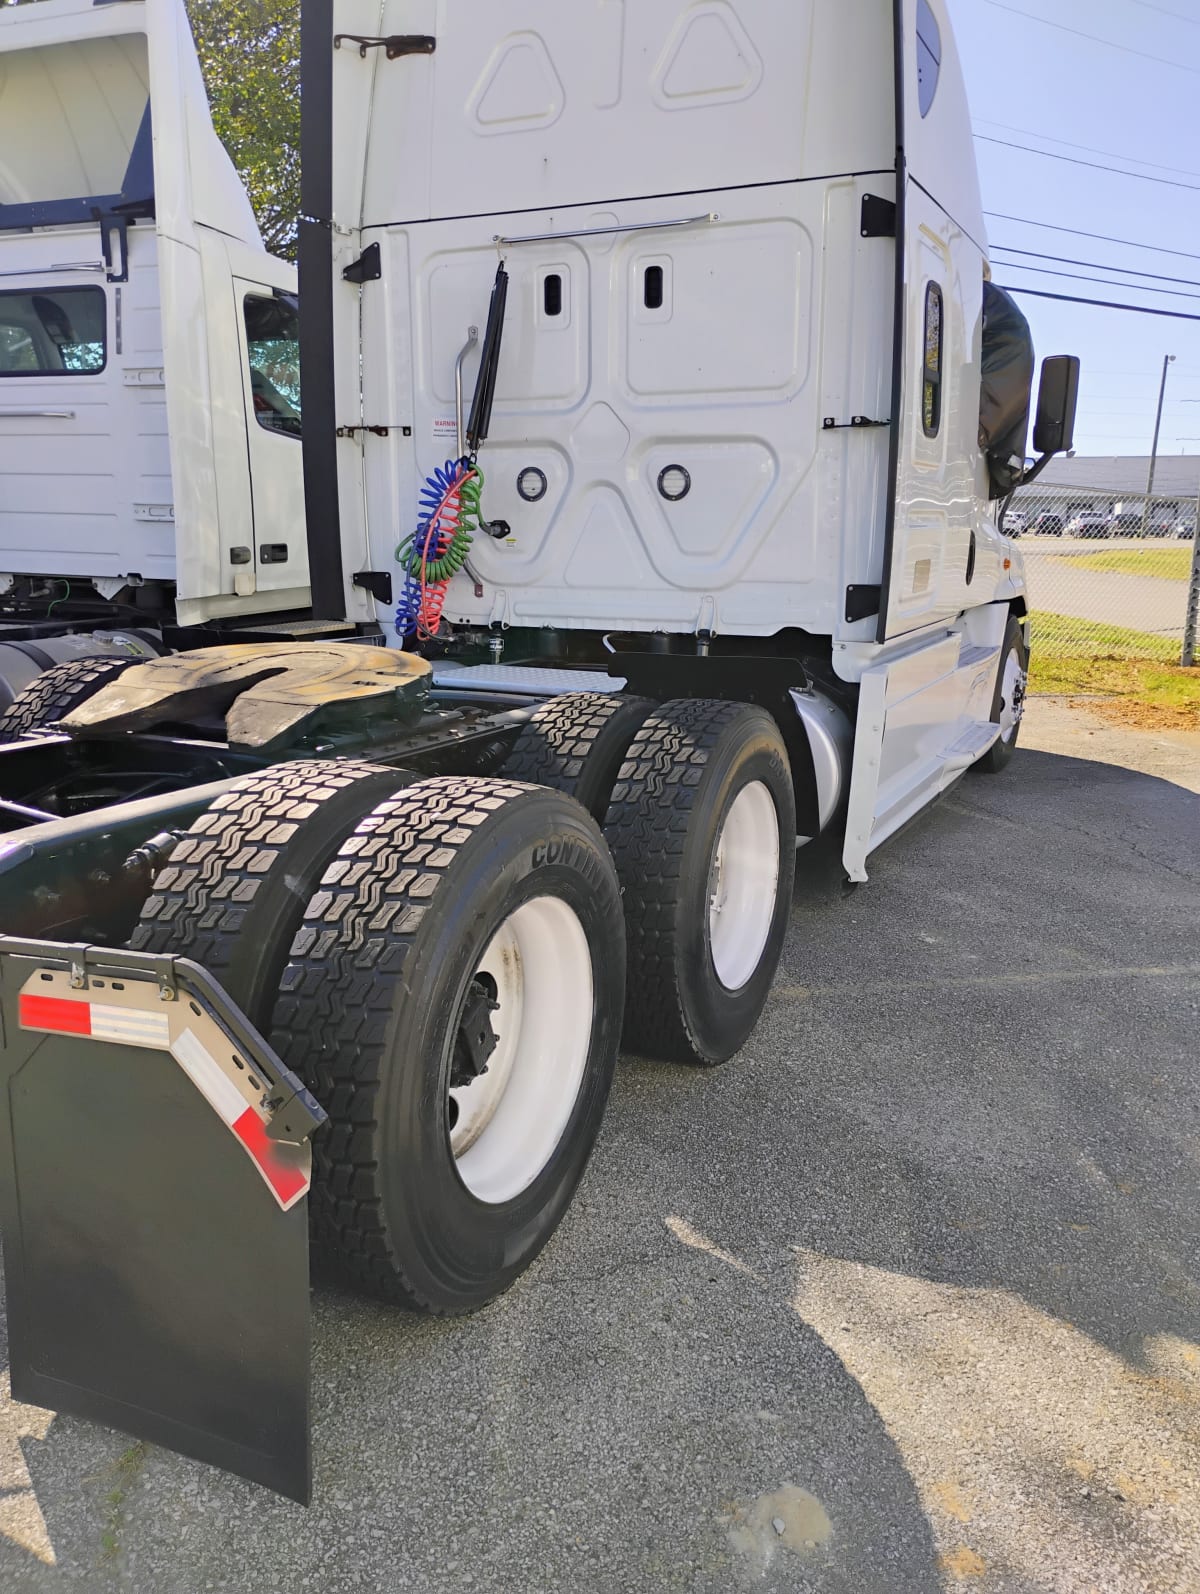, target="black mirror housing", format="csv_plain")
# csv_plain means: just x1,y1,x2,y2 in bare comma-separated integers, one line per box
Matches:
1032,355,1080,456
